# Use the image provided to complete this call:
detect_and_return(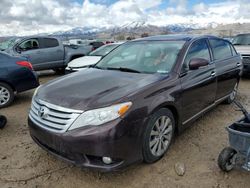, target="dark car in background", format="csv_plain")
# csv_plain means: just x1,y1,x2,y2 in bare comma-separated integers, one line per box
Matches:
90,41,105,51
0,52,39,108
28,35,242,171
